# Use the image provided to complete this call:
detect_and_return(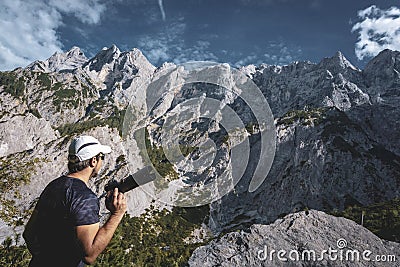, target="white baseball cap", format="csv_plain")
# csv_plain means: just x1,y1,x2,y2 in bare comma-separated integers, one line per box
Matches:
69,135,111,161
